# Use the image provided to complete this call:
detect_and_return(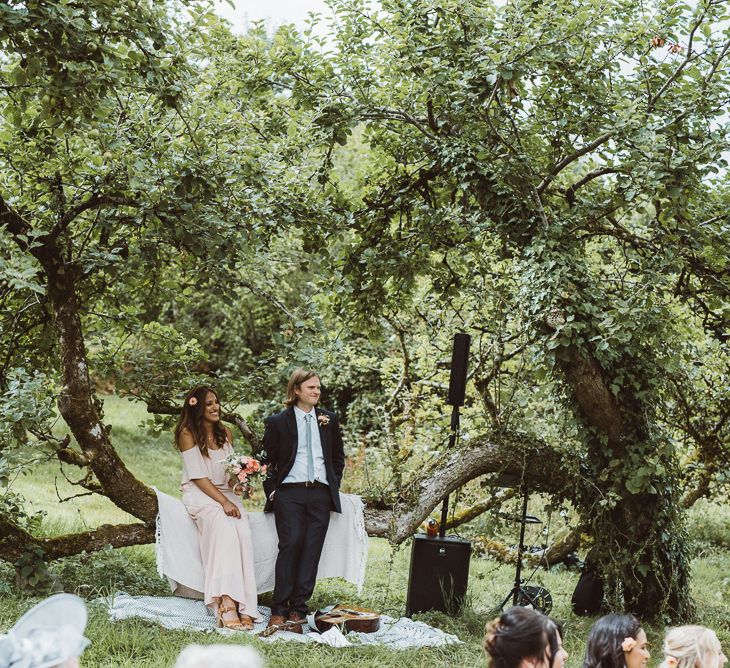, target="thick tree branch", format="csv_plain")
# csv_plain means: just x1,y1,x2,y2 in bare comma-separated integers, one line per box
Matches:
557,343,631,447
1,430,570,561
0,516,155,563
444,487,518,529
681,472,713,509
474,525,583,568
361,164,442,218
363,432,571,543
56,447,92,467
